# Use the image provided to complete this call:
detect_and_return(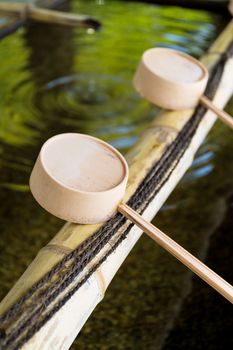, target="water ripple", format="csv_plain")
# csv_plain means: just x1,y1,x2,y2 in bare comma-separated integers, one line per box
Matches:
0,1,220,191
